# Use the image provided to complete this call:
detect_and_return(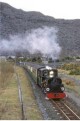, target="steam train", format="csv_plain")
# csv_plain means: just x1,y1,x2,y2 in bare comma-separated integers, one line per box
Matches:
23,63,66,99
